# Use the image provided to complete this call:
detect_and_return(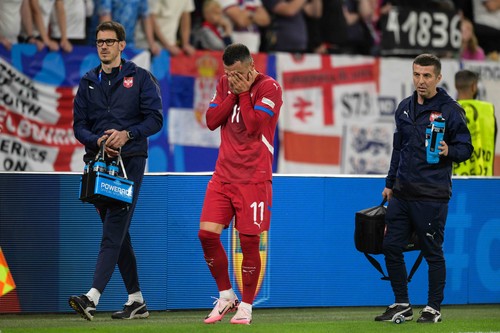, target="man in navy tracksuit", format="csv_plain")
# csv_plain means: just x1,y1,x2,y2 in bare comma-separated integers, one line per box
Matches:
69,21,163,321
375,54,472,323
